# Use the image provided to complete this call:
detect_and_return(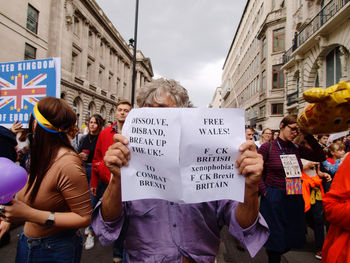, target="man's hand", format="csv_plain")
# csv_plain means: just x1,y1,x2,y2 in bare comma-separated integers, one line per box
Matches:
235,140,263,229
235,140,263,189
104,134,130,176
101,134,129,222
